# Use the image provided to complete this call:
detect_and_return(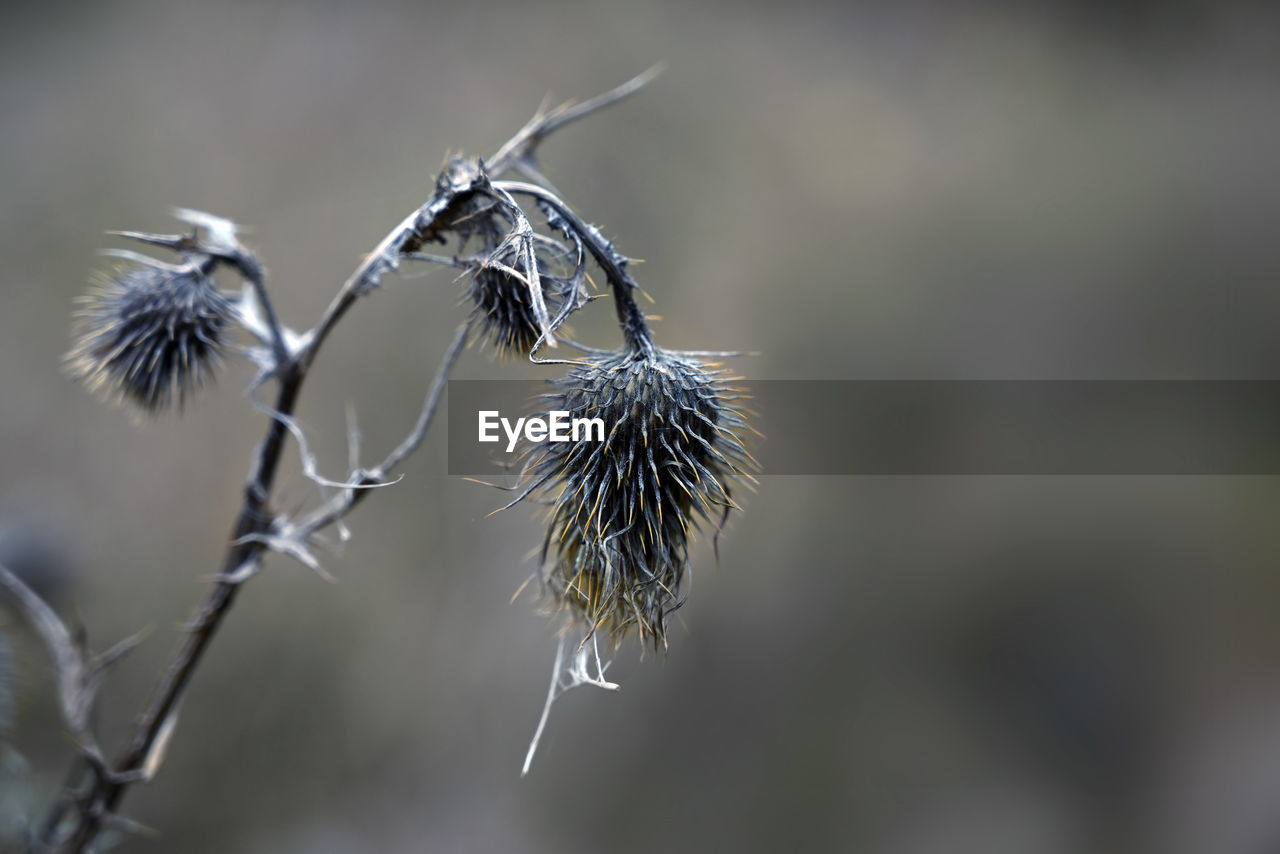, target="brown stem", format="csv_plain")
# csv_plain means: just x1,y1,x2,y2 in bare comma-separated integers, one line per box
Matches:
56,369,301,851
492,180,655,356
